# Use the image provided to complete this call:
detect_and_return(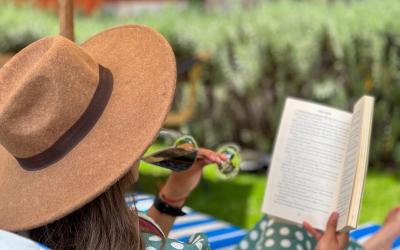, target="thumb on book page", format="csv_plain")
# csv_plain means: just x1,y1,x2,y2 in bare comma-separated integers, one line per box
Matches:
325,212,339,237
